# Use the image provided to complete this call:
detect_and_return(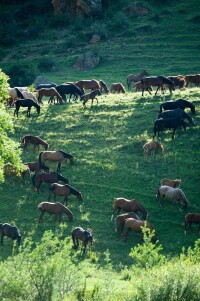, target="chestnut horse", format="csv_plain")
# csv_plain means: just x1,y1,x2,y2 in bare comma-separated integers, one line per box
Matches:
127,70,149,90
110,83,126,93
37,87,63,104
38,202,73,222
167,75,186,89
161,178,181,188
22,135,49,153
48,183,83,204
185,74,200,87
39,150,74,172
81,89,101,107
0,223,21,246
184,213,200,234
143,141,164,158
32,171,69,193
115,212,140,235
72,227,93,252
141,76,175,96
75,79,101,93
157,185,188,210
